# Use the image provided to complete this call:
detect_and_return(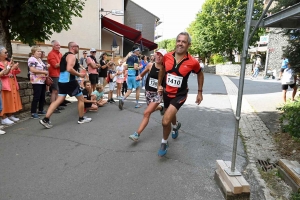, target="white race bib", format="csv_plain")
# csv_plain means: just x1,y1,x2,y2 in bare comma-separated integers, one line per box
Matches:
166,73,183,88
149,77,158,88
